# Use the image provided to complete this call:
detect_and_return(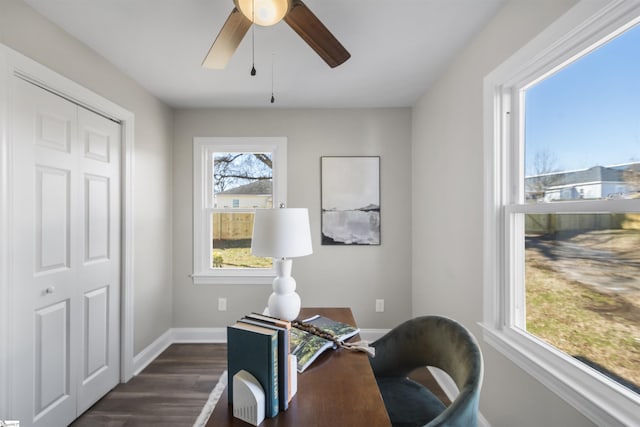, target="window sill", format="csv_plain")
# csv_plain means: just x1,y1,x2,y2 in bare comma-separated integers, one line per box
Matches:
191,274,274,285
480,323,640,427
